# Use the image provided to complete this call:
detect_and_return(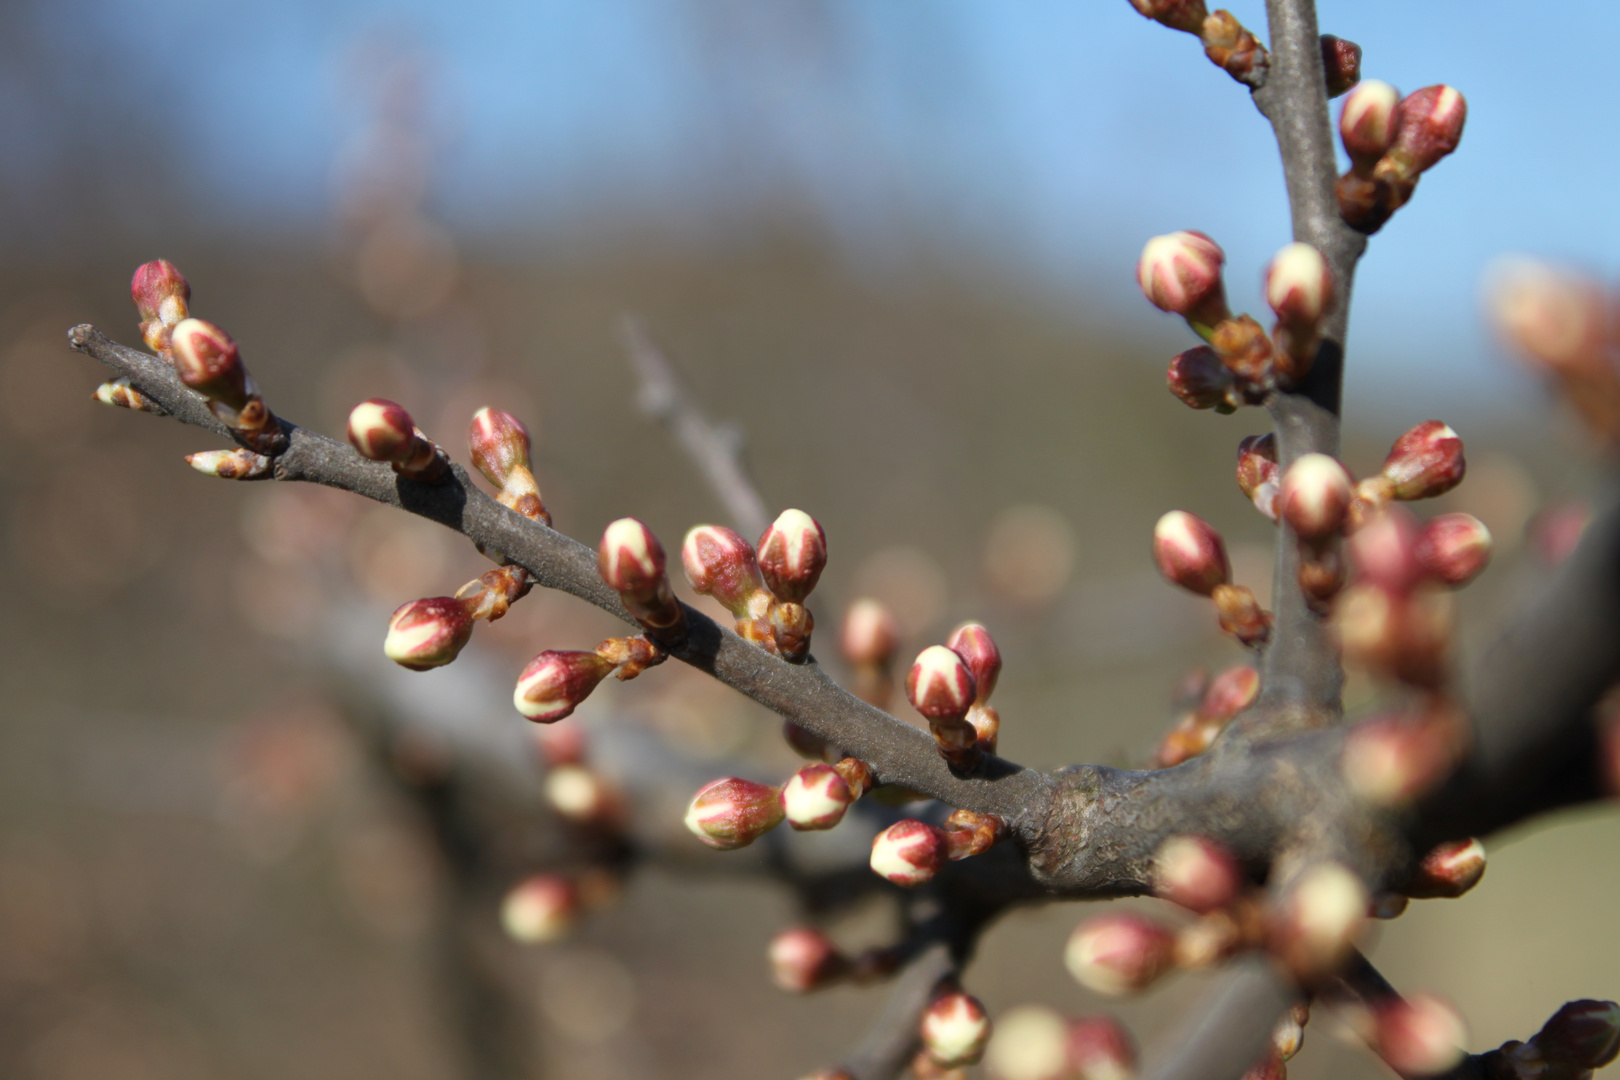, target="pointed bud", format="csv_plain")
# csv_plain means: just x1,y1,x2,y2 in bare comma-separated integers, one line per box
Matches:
1201,10,1268,86
946,623,1001,704
757,509,828,603
1406,838,1486,899
171,318,251,409
1414,513,1492,588
769,927,845,993
1266,243,1334,329
185,448,271,480
1386,86,1466,178
384,597,475,671
921,992,992,1068
1270,862,1368,979
1127,0,1207,35
1212,584,1270,645
1065,912,1176,997
1382,422,1465,500
1320,35,1361,98
1535,1000,1620,1070
1348,508,1425,593
1374,995,1467,1077
842,598,900,665
468,406,531,488
1485,259,1612,376
1200,665,1260,722
513,650,616,722
1237,434,1281,519
1153,511,1230,596
682,524,769,618
598,517,683,630
1167,346,1238,410
93,377,163,413
684,777,784,850
1137,231,1230,332
347,398,416,461
1154,836,1242,913
907,645,977,721
1340,80,1401,167
1279,454,1354,541
501,875,578,943
1274,1012,1306,1061
780,764,855,831
870,819,949,886
130,259,190,324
